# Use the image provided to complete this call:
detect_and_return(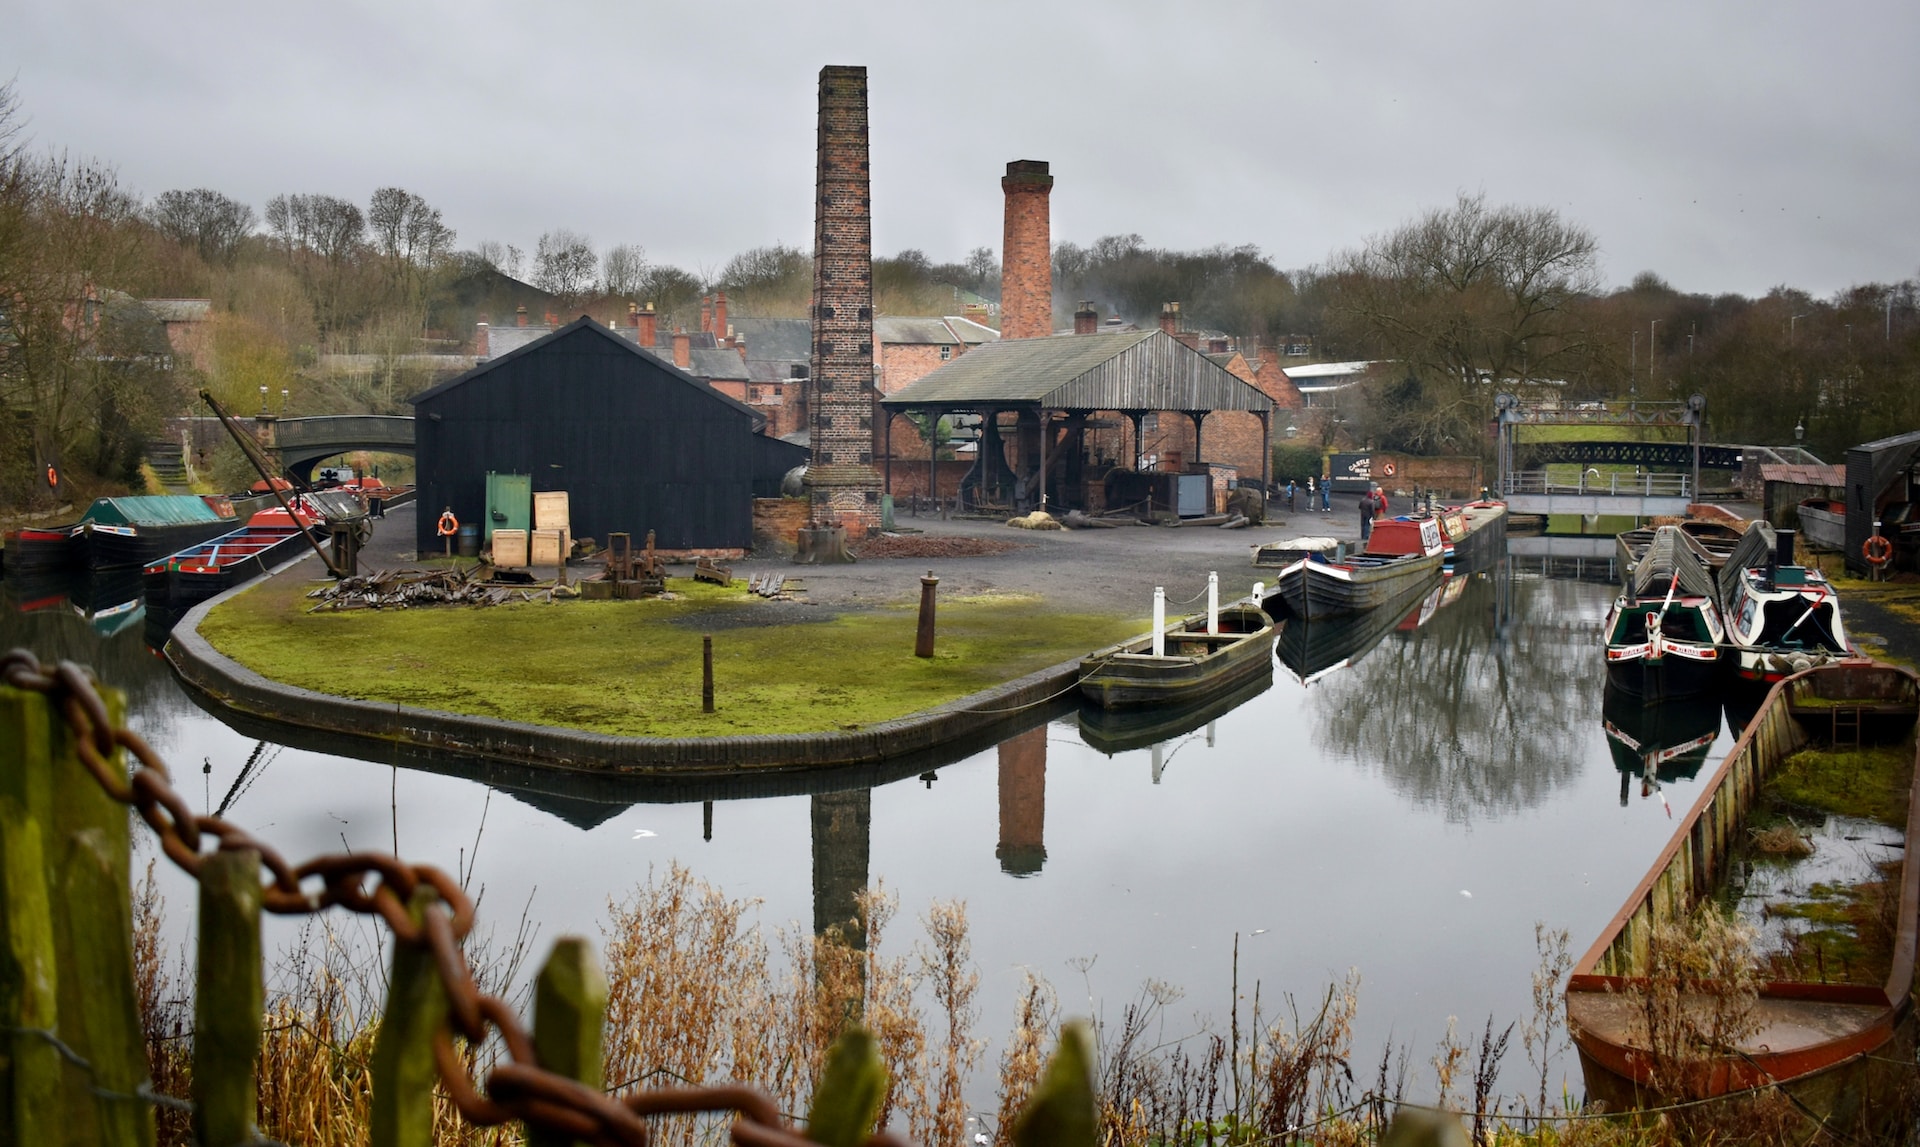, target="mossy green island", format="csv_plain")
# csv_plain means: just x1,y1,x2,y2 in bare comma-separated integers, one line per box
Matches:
197,572,1144,738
